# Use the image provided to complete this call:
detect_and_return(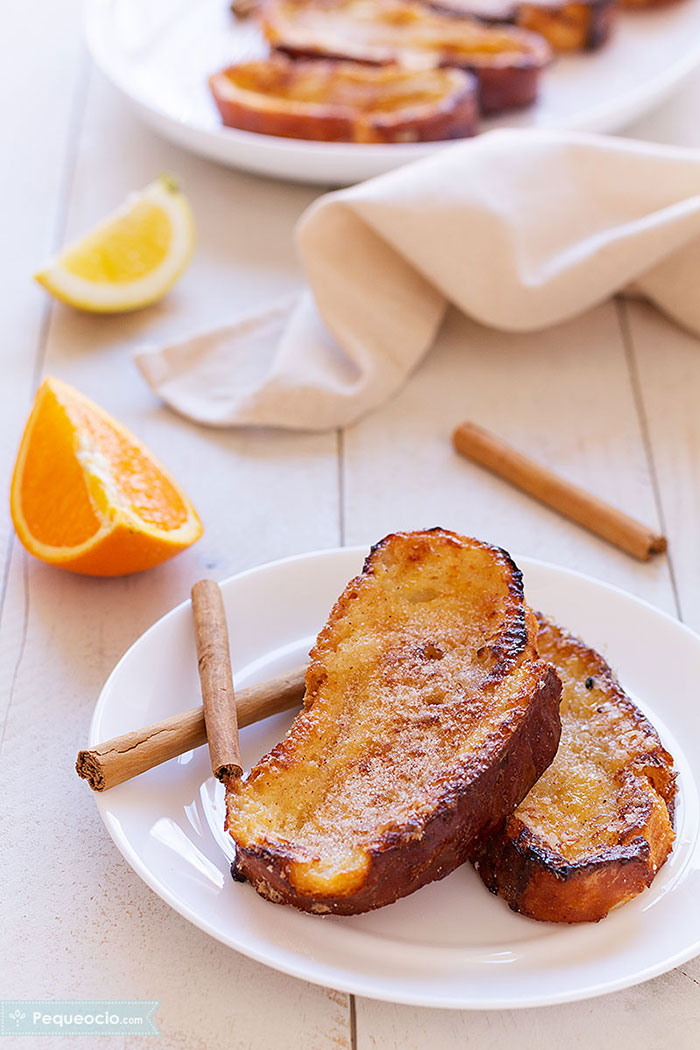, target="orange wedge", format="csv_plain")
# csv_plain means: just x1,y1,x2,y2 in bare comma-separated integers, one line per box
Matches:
10,377,203,576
